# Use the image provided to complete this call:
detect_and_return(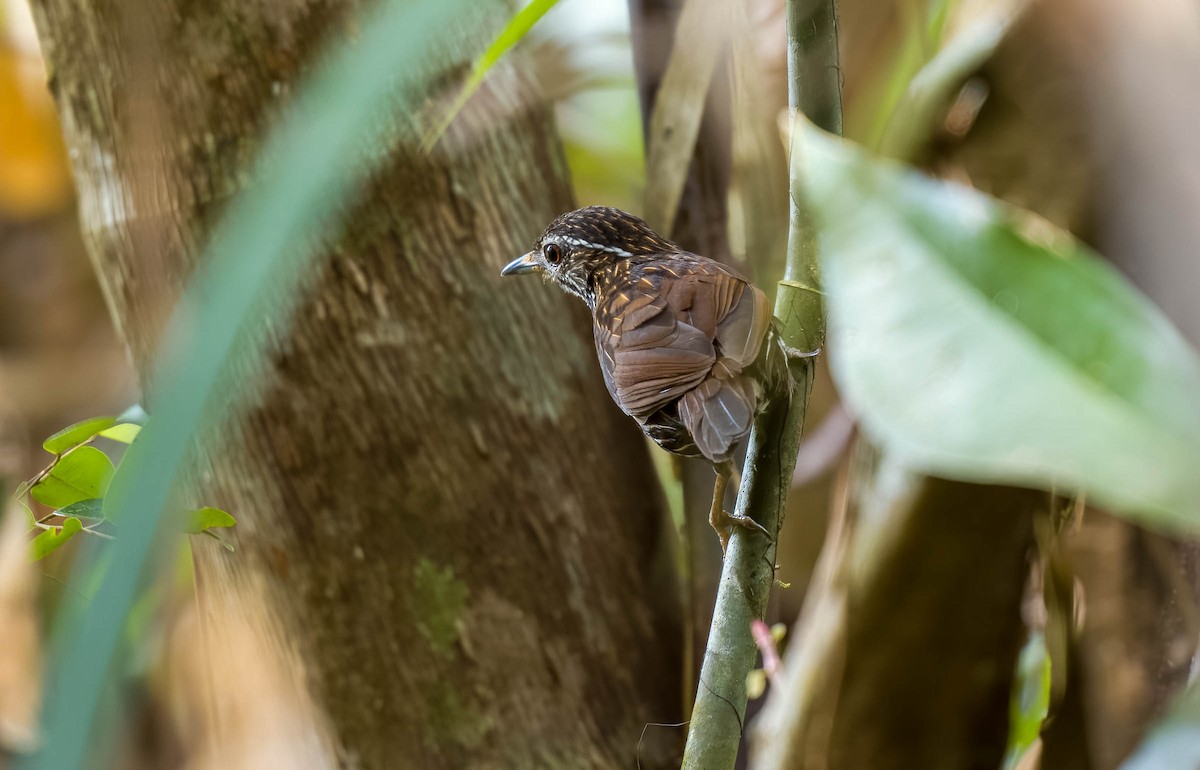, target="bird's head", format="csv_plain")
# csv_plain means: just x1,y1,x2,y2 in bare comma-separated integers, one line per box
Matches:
500,206,673,308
